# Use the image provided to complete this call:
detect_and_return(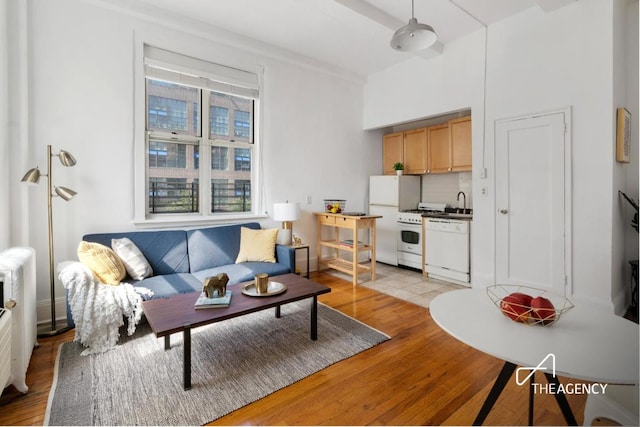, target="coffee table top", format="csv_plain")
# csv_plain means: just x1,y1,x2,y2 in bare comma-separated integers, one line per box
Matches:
142,273,331,337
